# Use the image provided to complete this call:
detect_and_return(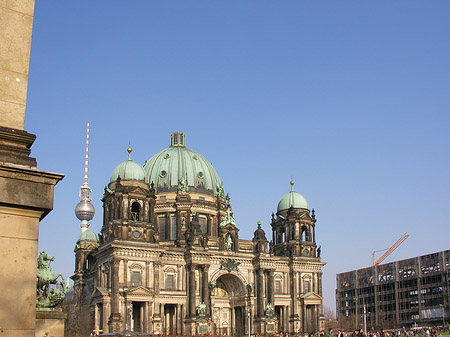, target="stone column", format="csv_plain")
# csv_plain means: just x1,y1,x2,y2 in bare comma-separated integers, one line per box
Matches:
268,269,274,305
257,269,264,317
140,304,144,332
108,259,122,331
188,263,197,317
124,259,128,287
290,270,298,317
154,262,161,294
202,264,211,316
